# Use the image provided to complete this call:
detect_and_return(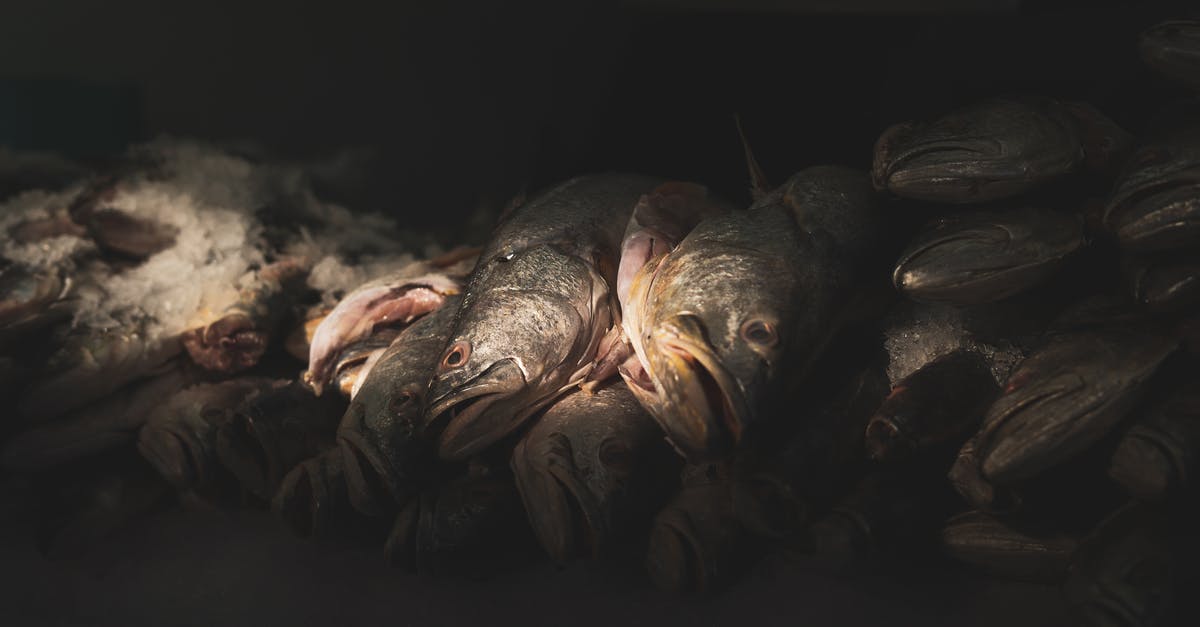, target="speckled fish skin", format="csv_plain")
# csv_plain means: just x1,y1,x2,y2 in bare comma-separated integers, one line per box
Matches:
975,329,1177,486
428,174,662,461
872,98,1086,203
1140,20,1200,90
1104,125,1200,253
941,510,1077,583
865,349,998,463
1063,505,1176,627
1109,388,1200,502
182,258,309,374
3,363,196,472
511,382,680,563
137,378,282,491
336,296,461,515
622,167,879,462
892,207,1085,305
304,262,463,396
